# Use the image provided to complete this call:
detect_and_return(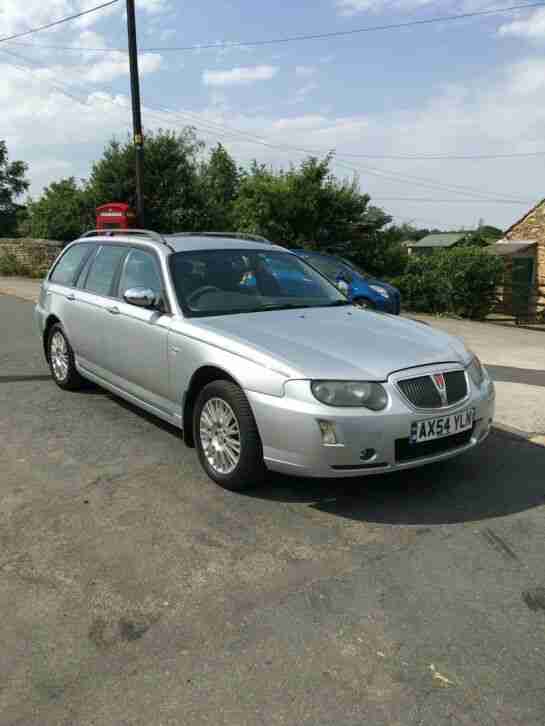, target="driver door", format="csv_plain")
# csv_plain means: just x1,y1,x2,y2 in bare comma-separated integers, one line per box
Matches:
103,247,174,416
